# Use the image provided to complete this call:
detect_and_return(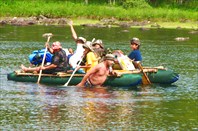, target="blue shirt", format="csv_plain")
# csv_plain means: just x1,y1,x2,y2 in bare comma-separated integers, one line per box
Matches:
128,50,142,61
